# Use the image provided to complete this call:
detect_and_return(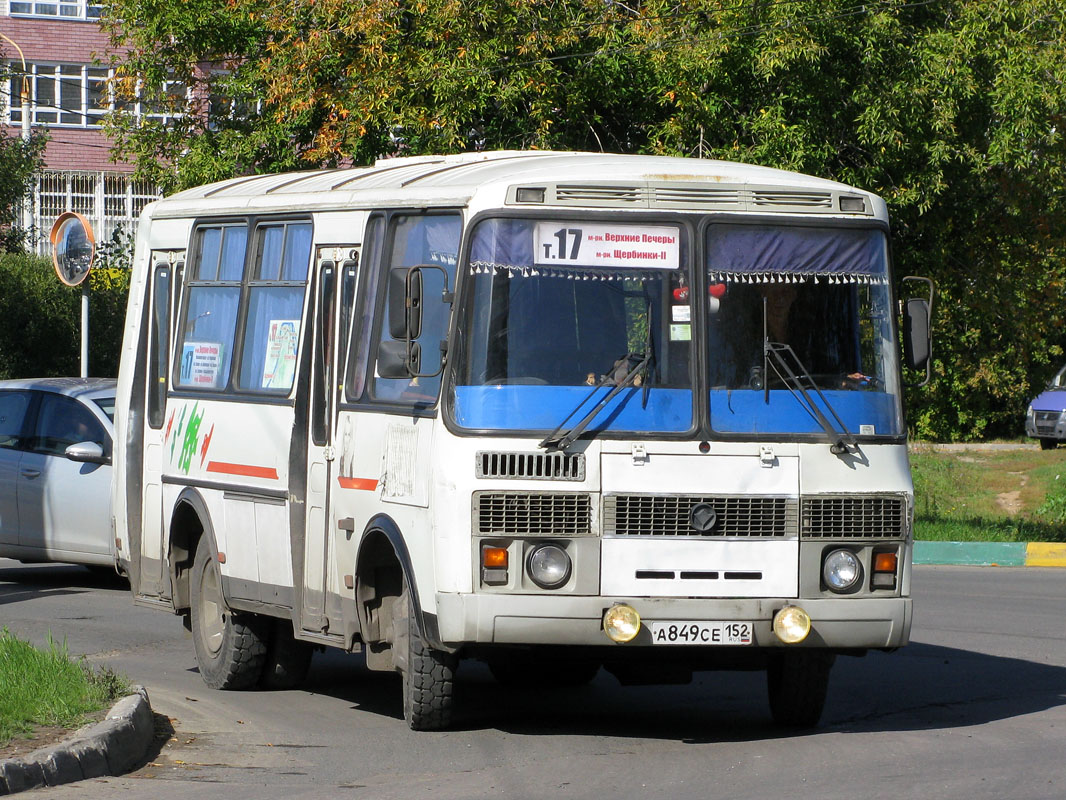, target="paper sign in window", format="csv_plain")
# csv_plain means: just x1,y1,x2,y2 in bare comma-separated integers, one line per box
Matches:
261,320,300,389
